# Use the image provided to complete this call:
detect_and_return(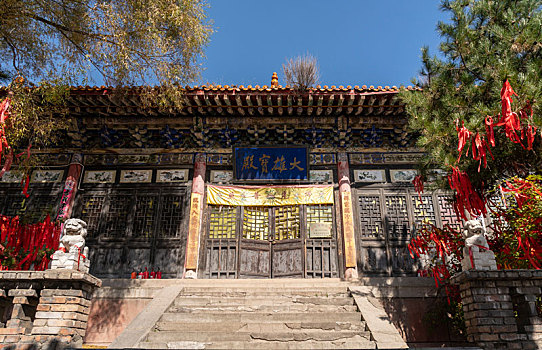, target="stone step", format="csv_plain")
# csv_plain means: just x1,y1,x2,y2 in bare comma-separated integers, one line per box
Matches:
176,278,345,285
154,320,367,332
179,285,348,291
174,296,354,306
168,303,358,313
139,338,376,349
176,290,350,297
160,311,363,323
145,330,372,343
